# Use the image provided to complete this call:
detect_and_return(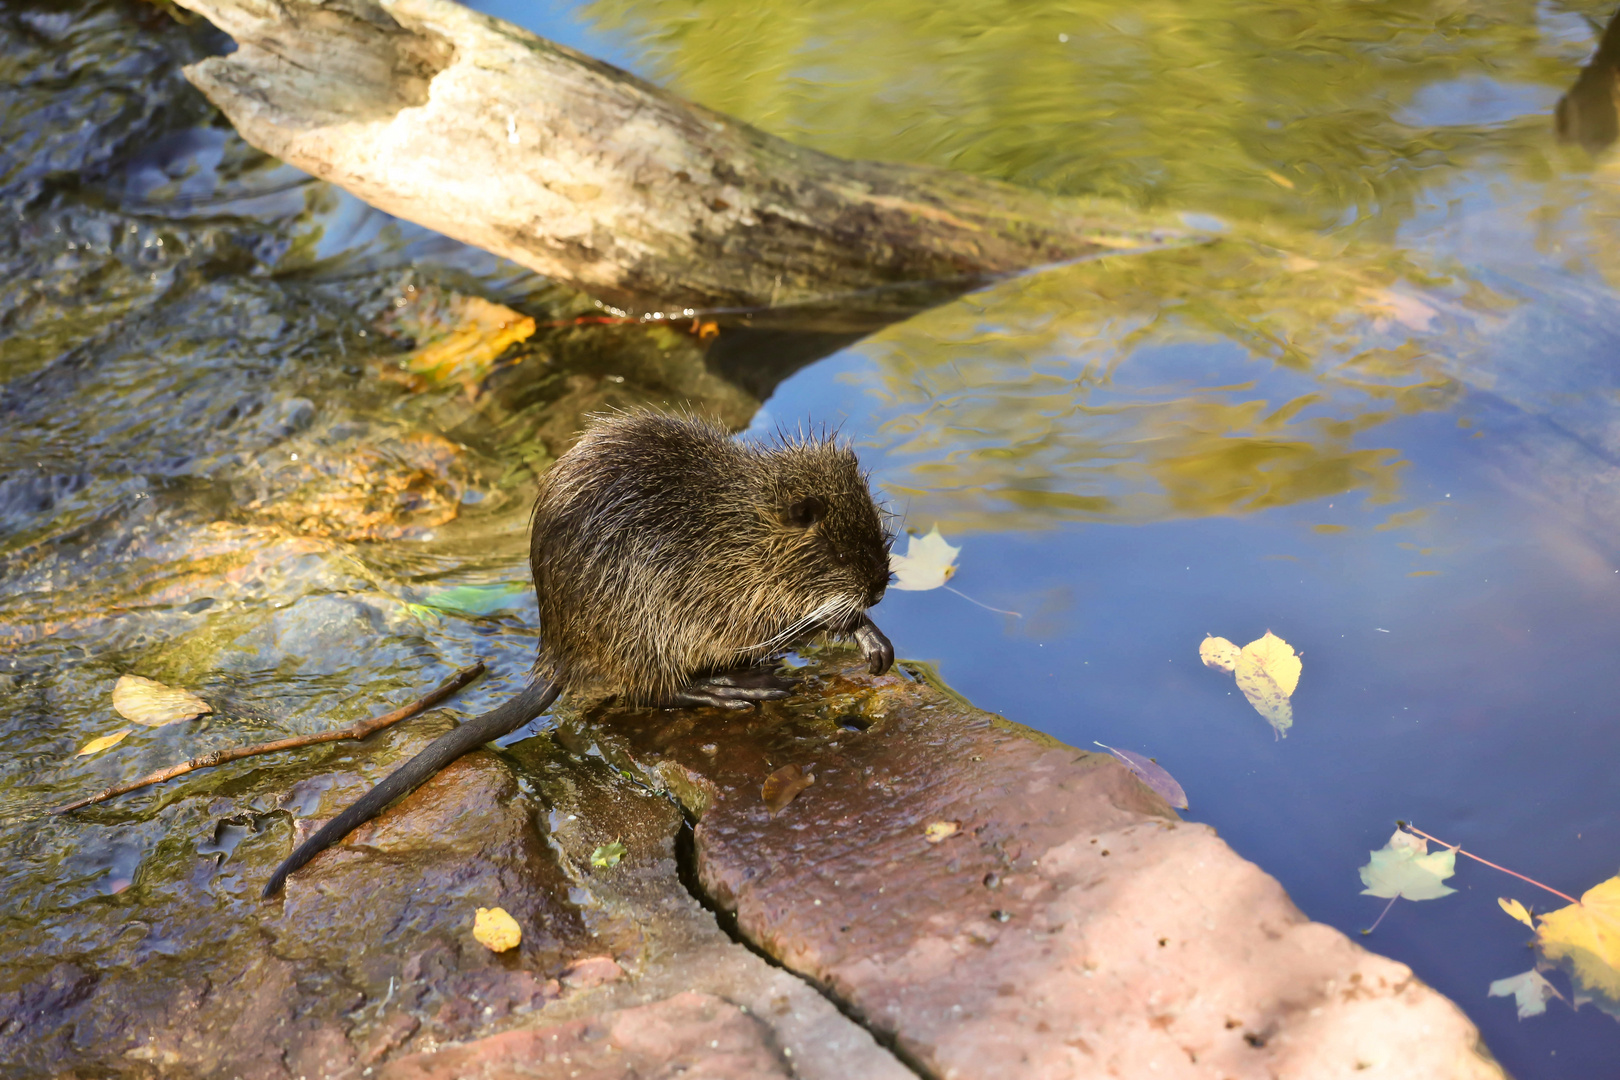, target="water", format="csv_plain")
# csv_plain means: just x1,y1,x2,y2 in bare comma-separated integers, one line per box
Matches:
3,0,1619,1074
